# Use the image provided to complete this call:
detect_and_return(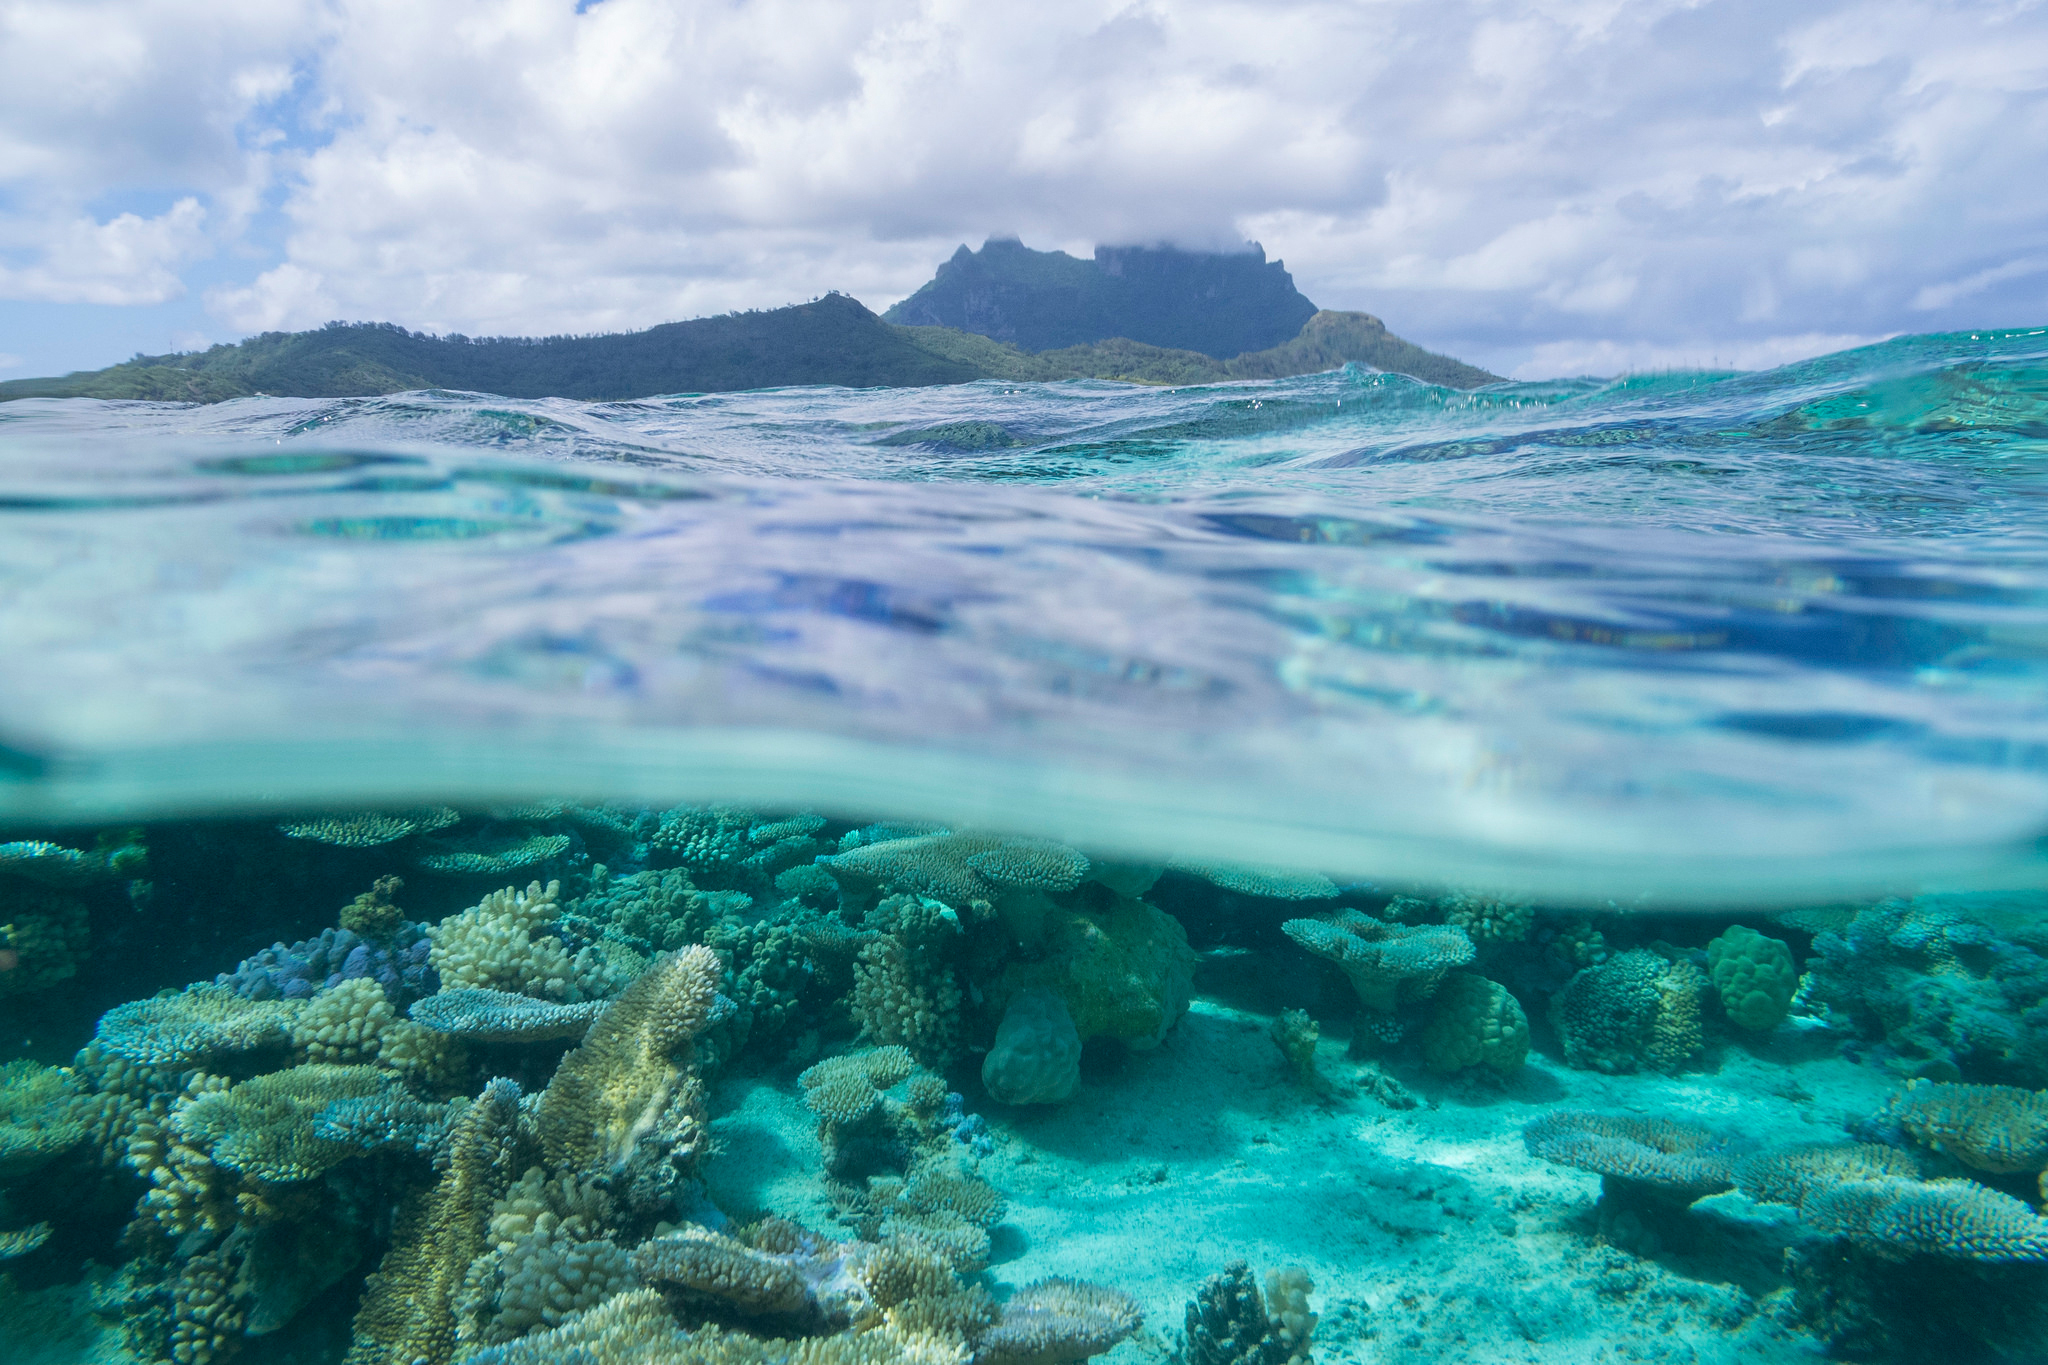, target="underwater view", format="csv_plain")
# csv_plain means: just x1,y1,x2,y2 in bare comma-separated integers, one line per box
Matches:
3,329,2048,1365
